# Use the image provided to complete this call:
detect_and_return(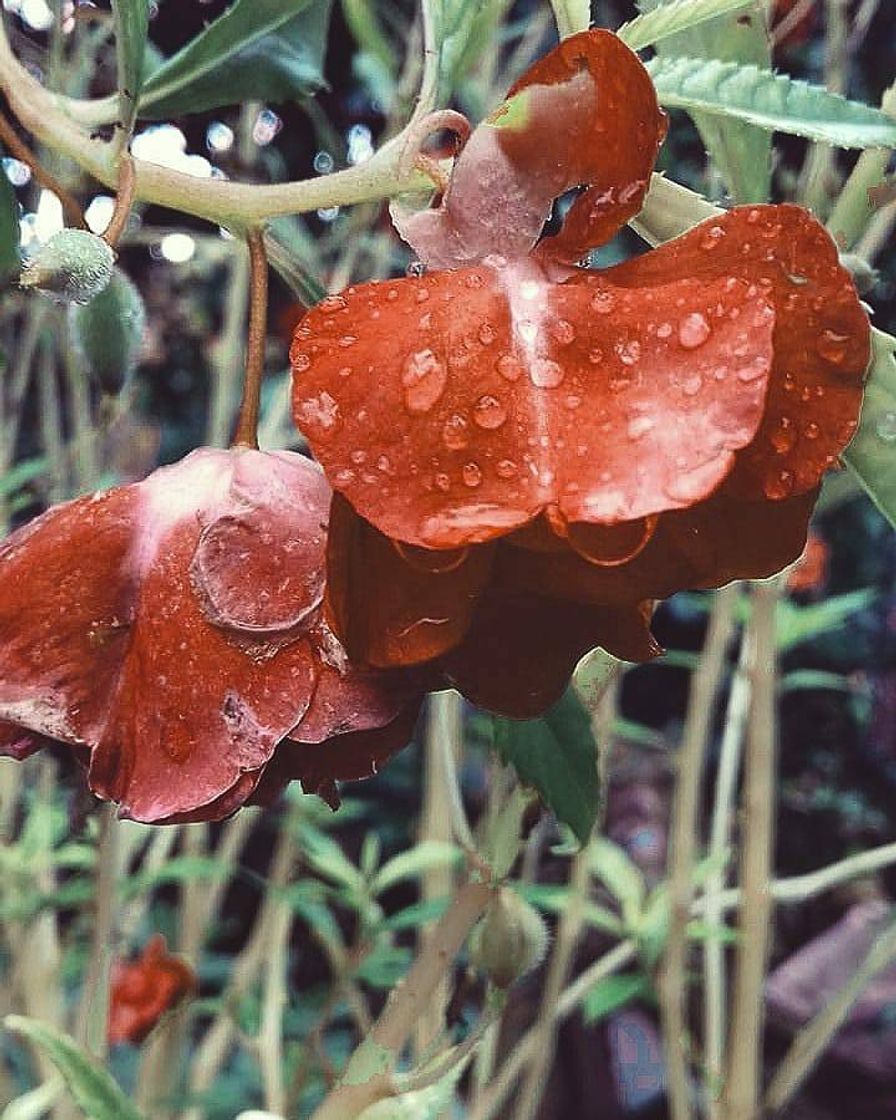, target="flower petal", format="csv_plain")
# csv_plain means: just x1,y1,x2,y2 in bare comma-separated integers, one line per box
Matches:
326,494,494,667
293,262,773,548
393,30,665,268
442,594,660,718
607,205,870,500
